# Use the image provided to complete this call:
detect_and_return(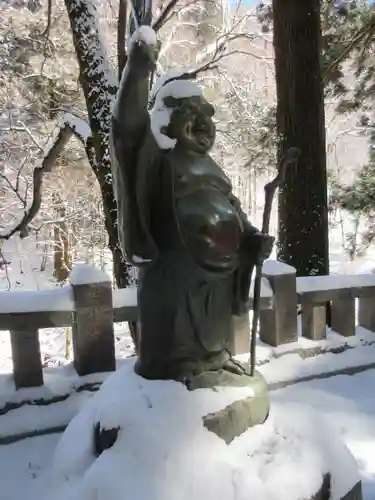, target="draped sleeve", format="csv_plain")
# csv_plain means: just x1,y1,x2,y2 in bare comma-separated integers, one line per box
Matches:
110,42,159,267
